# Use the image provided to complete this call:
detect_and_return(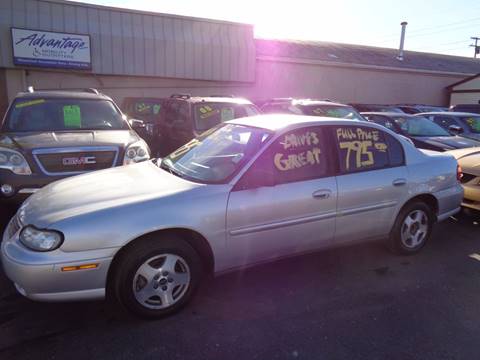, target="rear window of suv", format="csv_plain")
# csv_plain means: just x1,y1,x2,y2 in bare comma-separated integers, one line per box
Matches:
3,98,129,132
194,103,259,132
